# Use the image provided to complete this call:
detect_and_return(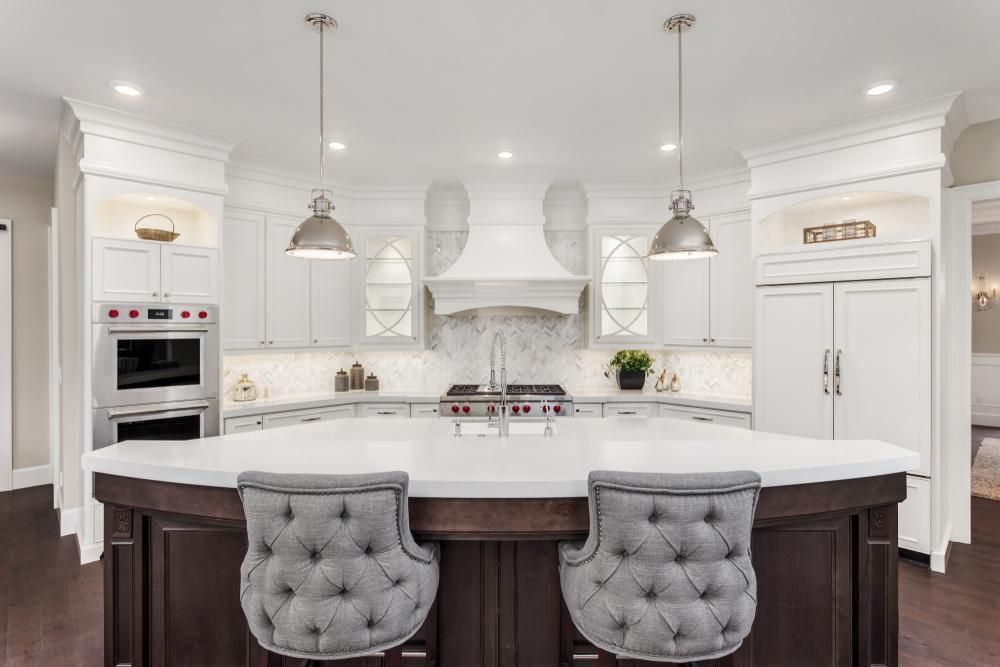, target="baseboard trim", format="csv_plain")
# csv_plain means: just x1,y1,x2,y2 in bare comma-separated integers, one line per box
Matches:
930,522,953,573
60,506,80,537
77,536,103,565
12,464,52,490
971,411,1000,427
